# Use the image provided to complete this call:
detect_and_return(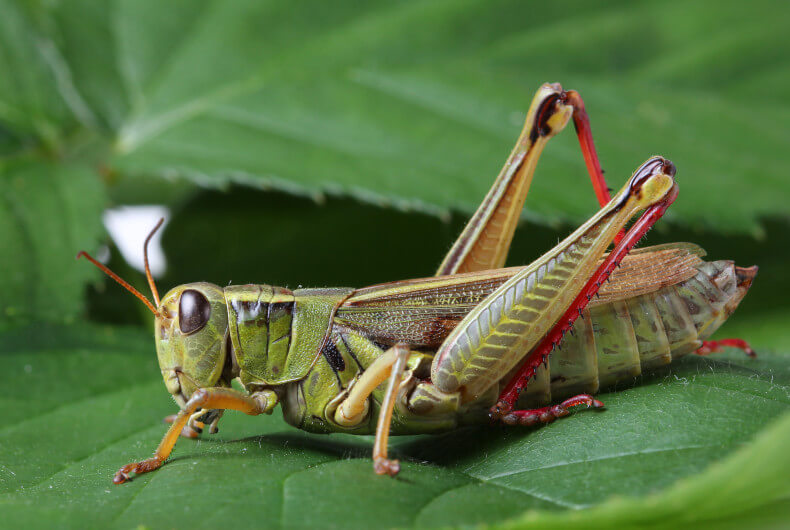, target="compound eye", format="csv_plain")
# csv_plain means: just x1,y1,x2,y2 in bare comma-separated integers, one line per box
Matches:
179,289,211,335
